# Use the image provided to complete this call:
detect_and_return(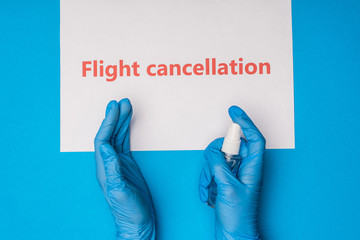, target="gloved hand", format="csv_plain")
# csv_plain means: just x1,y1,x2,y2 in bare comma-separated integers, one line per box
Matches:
199,106,265,240
95,98,155,240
